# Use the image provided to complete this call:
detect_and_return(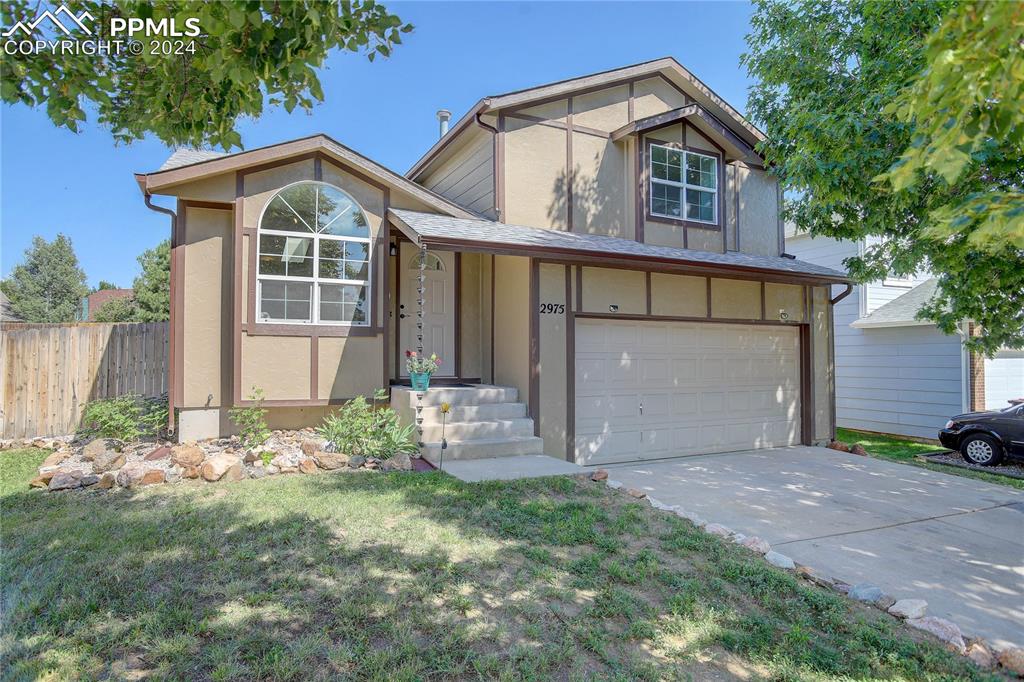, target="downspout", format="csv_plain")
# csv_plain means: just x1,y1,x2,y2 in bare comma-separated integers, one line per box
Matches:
474,111,501,221
830,283,853,305
142,193,178,432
